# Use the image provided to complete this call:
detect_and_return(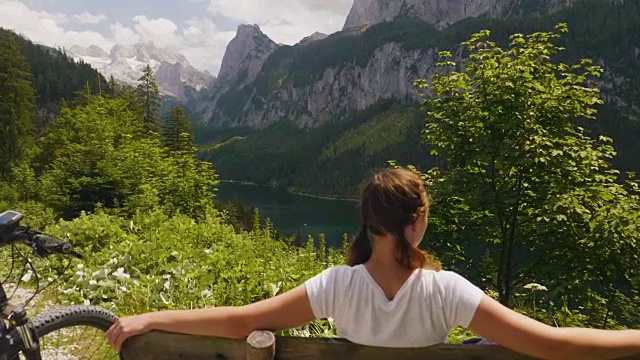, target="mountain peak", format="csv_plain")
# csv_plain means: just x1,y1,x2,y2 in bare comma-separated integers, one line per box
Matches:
66,42,214,98
298,32,329,46
217,23,279,82
67,44,108,58
236,23,263,37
